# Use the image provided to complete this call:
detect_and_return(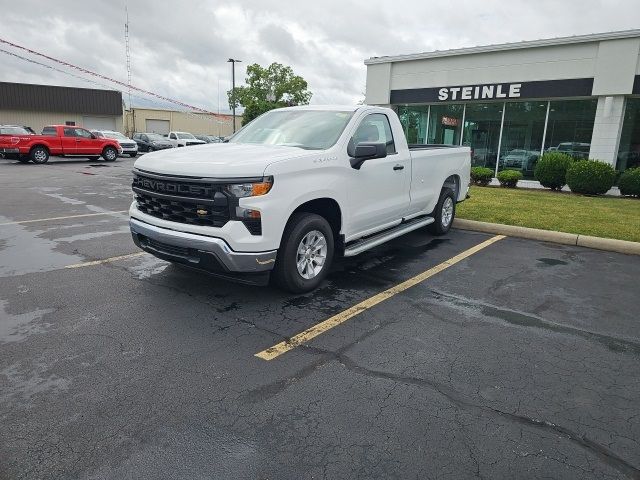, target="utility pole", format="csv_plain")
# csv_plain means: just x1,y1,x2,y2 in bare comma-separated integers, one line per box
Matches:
227,58,241,133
